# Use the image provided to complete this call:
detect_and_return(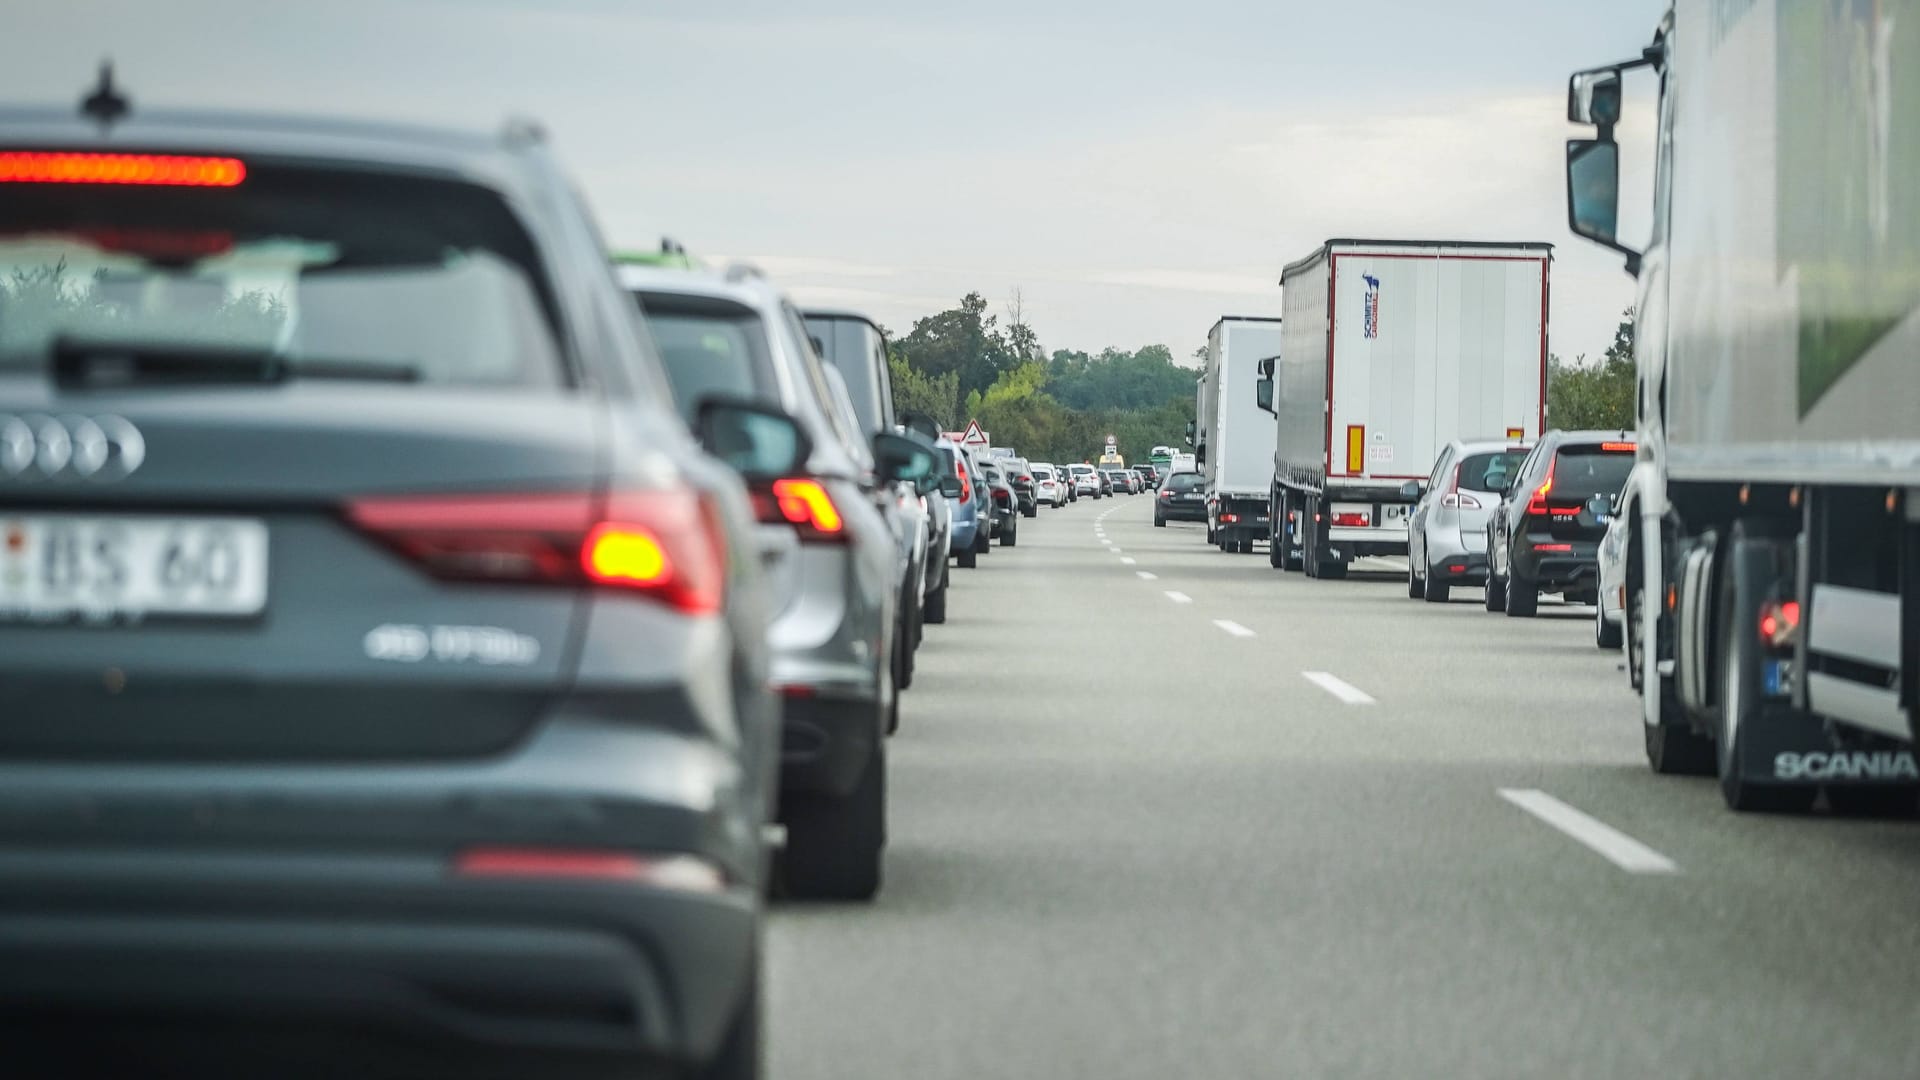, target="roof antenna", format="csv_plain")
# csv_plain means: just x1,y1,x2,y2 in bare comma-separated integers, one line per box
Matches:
81,60,131,129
